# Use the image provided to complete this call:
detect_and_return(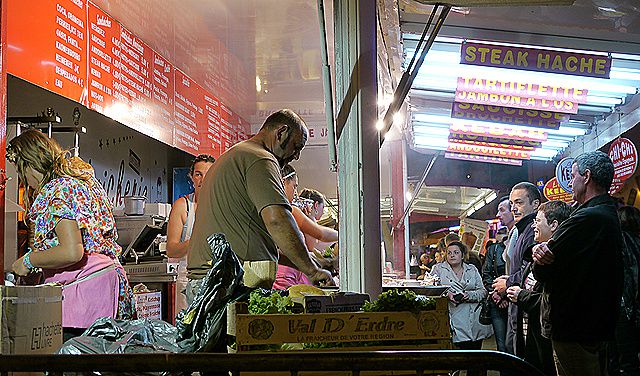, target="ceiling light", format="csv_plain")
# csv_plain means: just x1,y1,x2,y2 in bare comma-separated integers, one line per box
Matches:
473,202,485,212
376,119,384,131
255,76,262,93
405,191,413,201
